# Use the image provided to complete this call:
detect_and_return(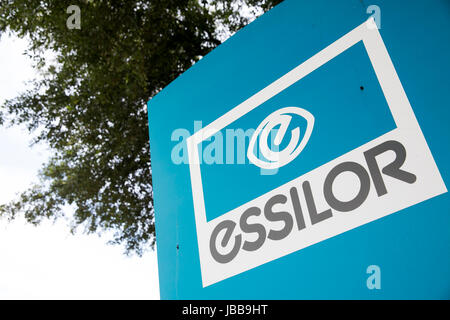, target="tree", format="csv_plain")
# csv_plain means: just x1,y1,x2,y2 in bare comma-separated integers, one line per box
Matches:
0,0,282,255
